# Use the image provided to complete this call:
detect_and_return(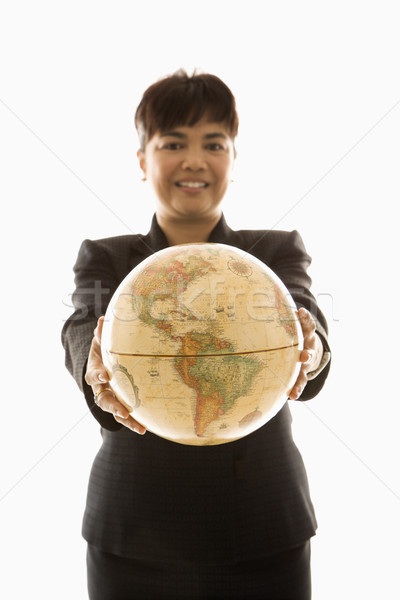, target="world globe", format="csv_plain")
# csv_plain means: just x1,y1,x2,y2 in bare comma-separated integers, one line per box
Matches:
101,243,303,446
